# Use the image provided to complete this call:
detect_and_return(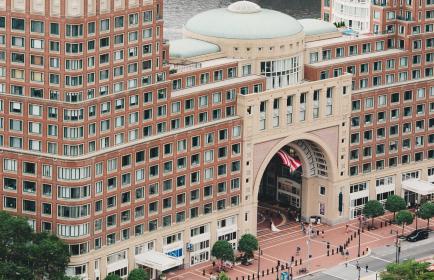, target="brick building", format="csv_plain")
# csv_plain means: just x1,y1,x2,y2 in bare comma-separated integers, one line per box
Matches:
0,0,433,279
